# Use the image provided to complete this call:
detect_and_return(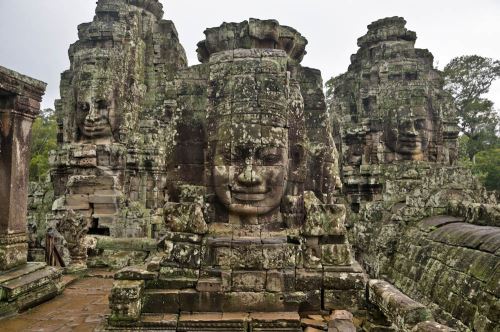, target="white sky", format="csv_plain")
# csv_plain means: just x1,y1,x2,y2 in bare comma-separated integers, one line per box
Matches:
0,0,499,110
